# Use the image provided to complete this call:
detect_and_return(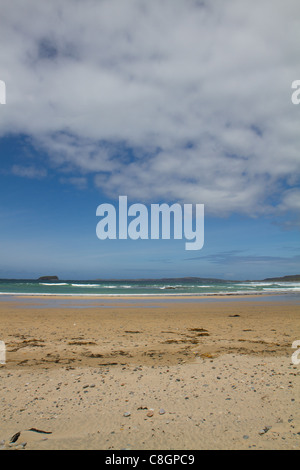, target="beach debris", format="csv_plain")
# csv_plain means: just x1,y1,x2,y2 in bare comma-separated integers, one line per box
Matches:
200,353,214,359
159,408,166,415
229,314,240,317
146,410,154,417
0,438,27,451
5,428,52,449
258,426,272,435
27,428,52,434
188,328,208,333
86,353,104,358
9,432,20,443
17,442,27,449
123,412,131,417
68,340,97,346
